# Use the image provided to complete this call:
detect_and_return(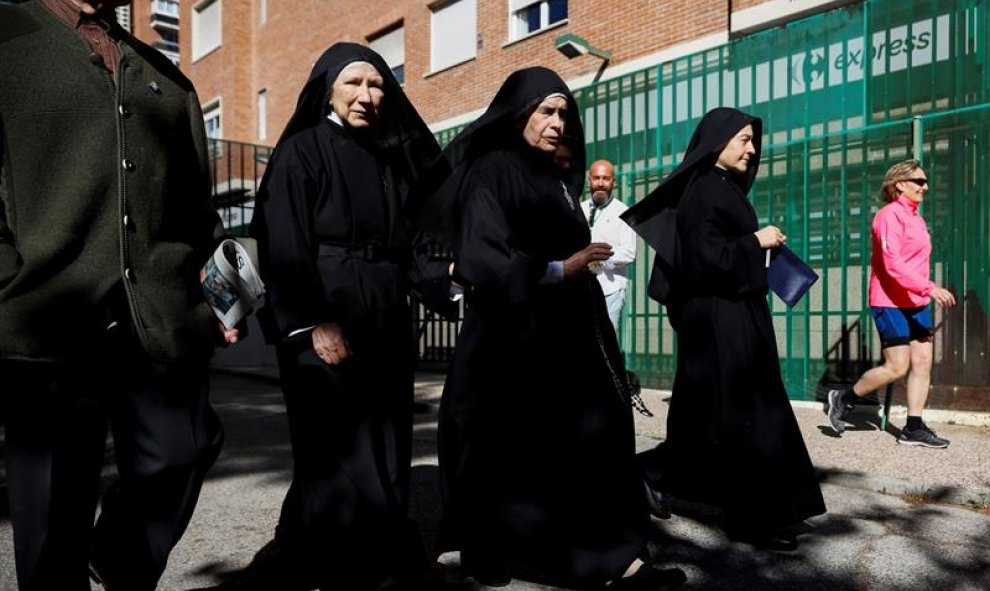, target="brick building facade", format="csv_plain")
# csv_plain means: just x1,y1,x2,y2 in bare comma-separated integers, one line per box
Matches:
177,0,855,145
